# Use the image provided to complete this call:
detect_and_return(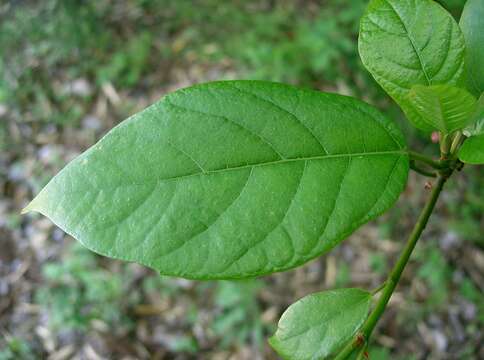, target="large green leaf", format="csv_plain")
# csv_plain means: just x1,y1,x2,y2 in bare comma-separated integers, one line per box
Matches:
458,134,484,164
24,81,409,279
407,84,476,134
460,0,484,97
359,0,466,131
269,288,372,360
